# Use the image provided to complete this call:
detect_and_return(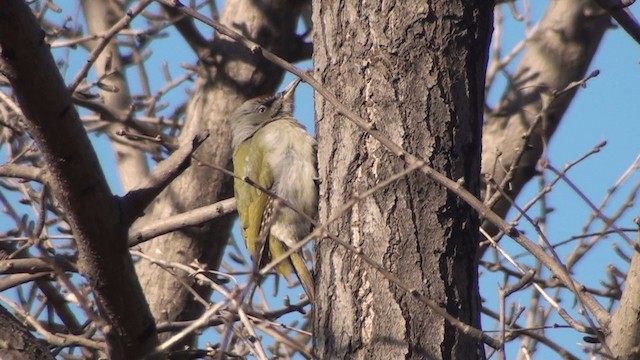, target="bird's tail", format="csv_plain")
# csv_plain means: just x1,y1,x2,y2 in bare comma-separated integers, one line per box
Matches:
269,236,315,302
290,251,315,302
